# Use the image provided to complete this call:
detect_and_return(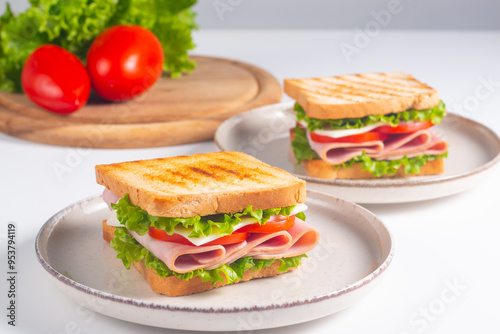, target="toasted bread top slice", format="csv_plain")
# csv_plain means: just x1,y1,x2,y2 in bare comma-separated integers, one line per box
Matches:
284,72,440,120
96,151,306,218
